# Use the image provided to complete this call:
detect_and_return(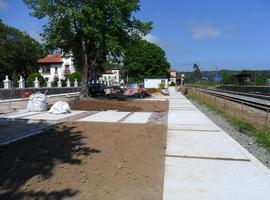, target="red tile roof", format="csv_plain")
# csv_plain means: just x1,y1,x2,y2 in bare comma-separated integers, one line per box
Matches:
37,53,63,64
